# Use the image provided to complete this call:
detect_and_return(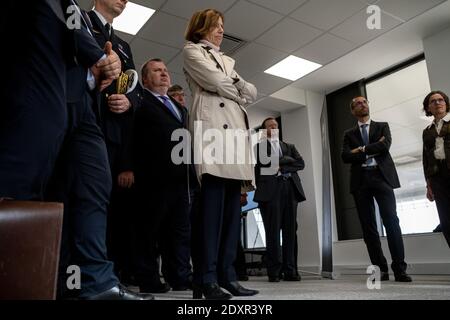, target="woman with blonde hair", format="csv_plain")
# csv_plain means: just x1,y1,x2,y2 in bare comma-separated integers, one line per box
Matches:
183,8,258,299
